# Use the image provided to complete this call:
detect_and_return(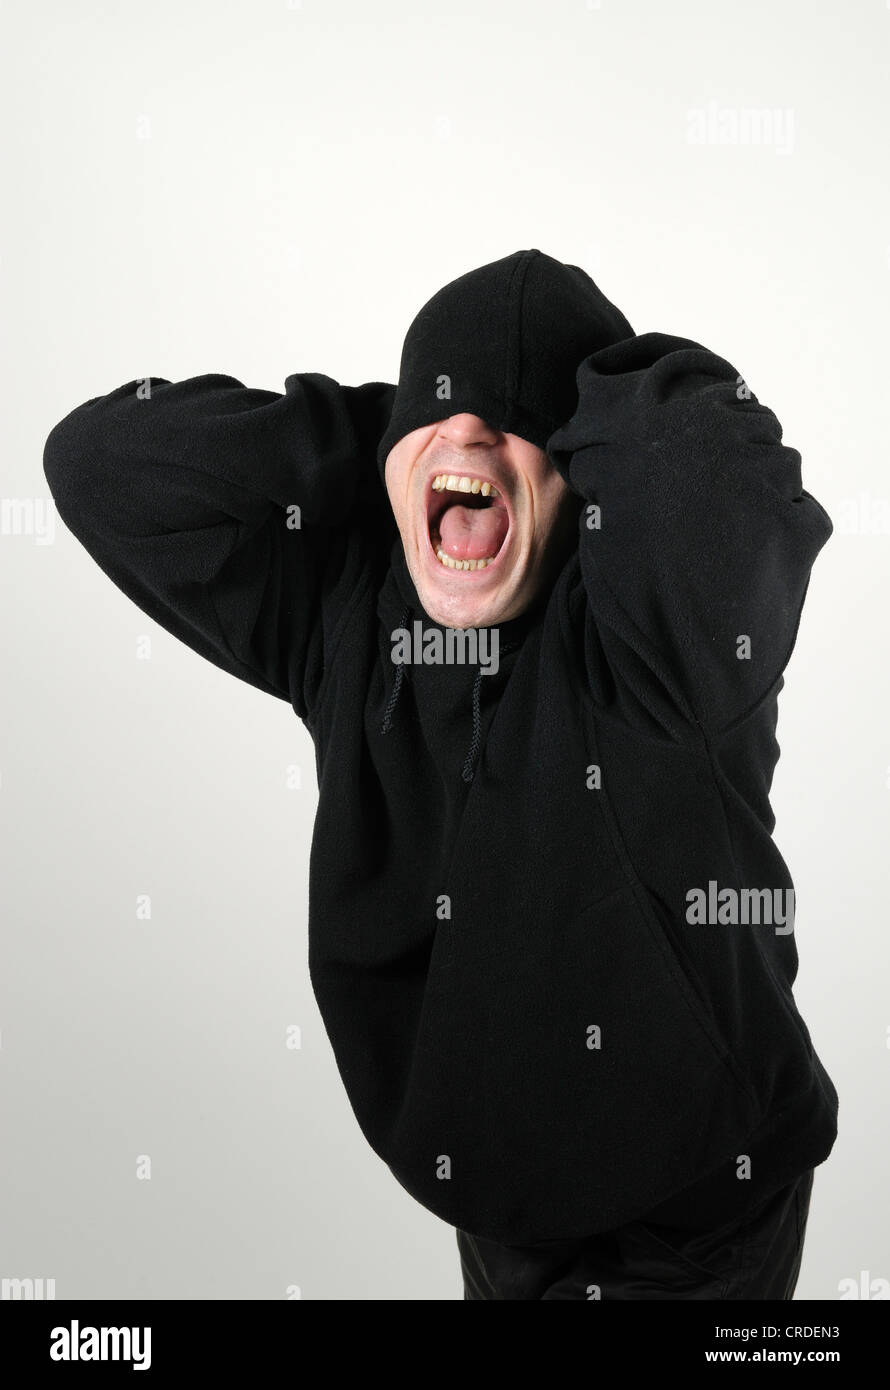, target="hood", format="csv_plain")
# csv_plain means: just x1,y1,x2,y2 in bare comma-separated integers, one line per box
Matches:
375,247,634,782
376,247,634,477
